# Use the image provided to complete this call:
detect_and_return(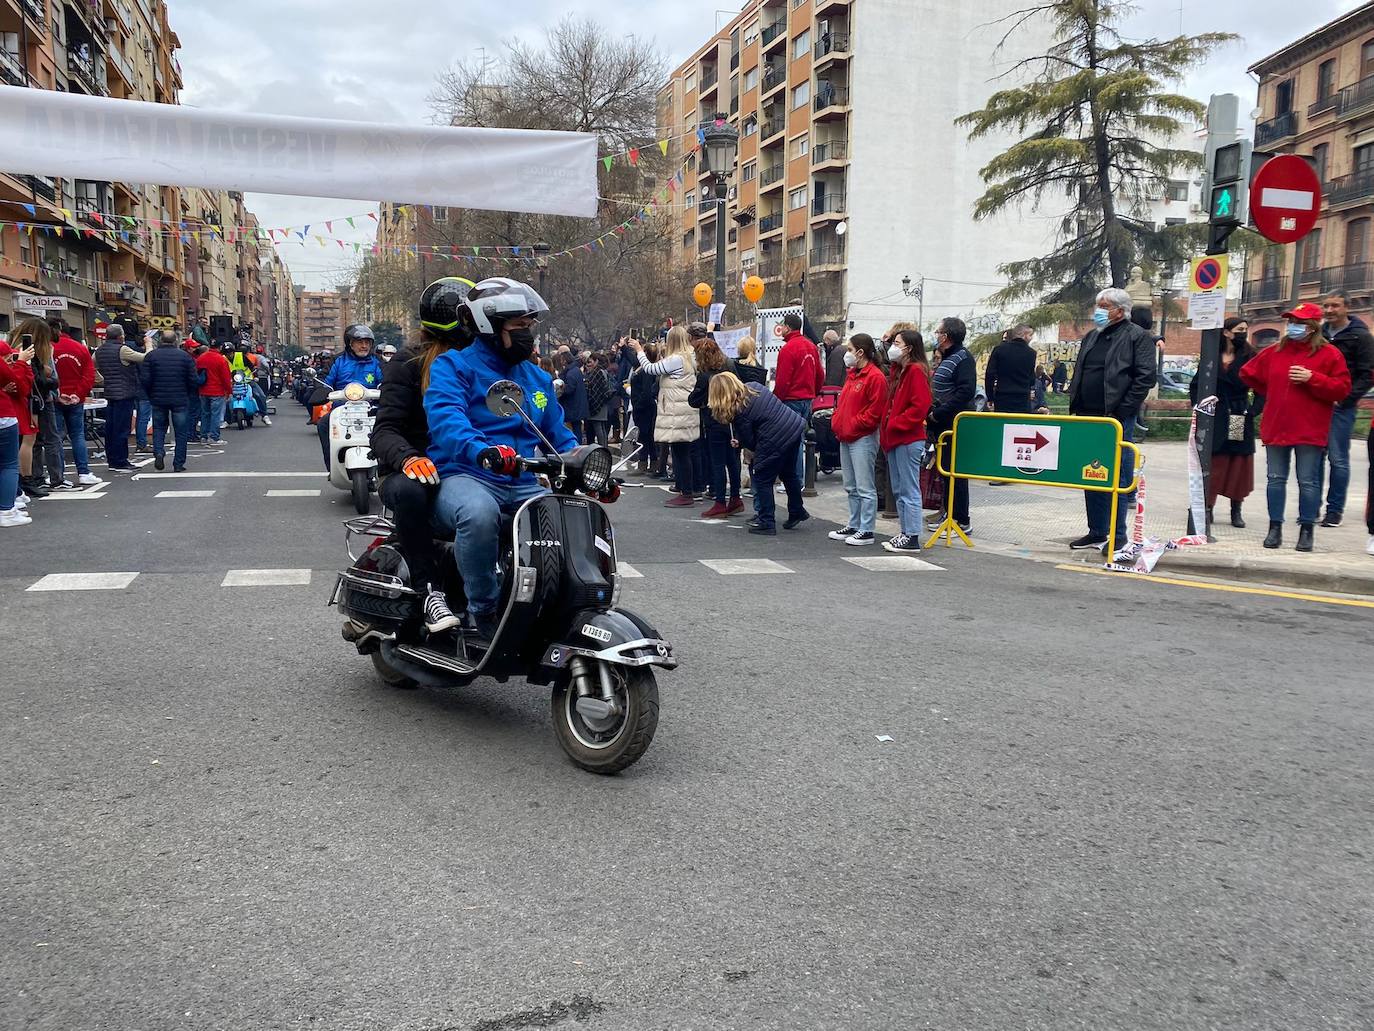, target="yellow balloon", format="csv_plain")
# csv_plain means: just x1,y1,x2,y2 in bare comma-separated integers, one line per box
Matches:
743,275,765,304
693,282,713,308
